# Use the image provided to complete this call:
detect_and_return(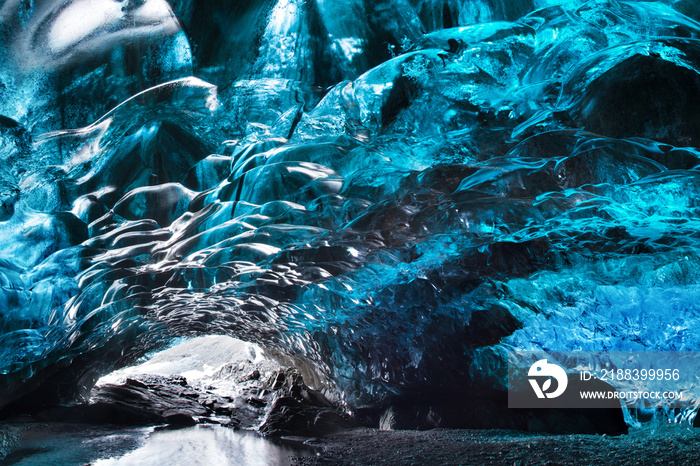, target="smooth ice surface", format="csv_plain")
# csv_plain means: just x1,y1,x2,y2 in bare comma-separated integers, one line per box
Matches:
3,0,700,422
